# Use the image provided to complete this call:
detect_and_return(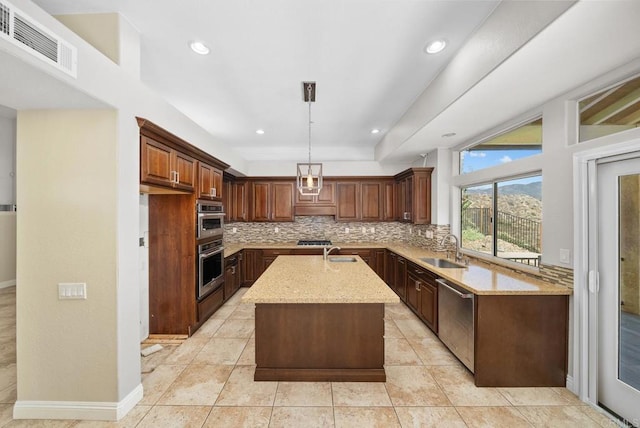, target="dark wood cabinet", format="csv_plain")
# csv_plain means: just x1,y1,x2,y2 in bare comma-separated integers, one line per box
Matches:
336,182,360,221
250,181,295,222
242,249,263,286
406,271,420,313
294,181,336,216
385,251,396,289
407,261,438,333
371,249,386,279
361,182,383,221
198,162,223,200
395,167,432,224
383,180,396,221
224,179,248,222
395,256,407,300
262,249,292,271
141,136,197,192
224,253,241,301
